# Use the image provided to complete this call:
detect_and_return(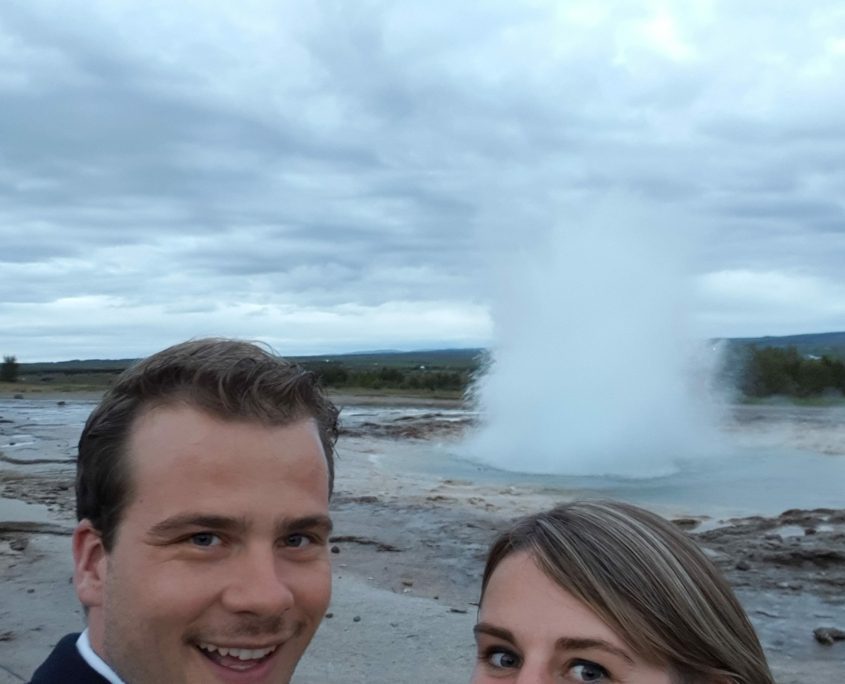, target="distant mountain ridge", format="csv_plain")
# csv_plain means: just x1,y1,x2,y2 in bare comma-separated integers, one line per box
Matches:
20,348,486,372
17,333,845,369
726,331,845,359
